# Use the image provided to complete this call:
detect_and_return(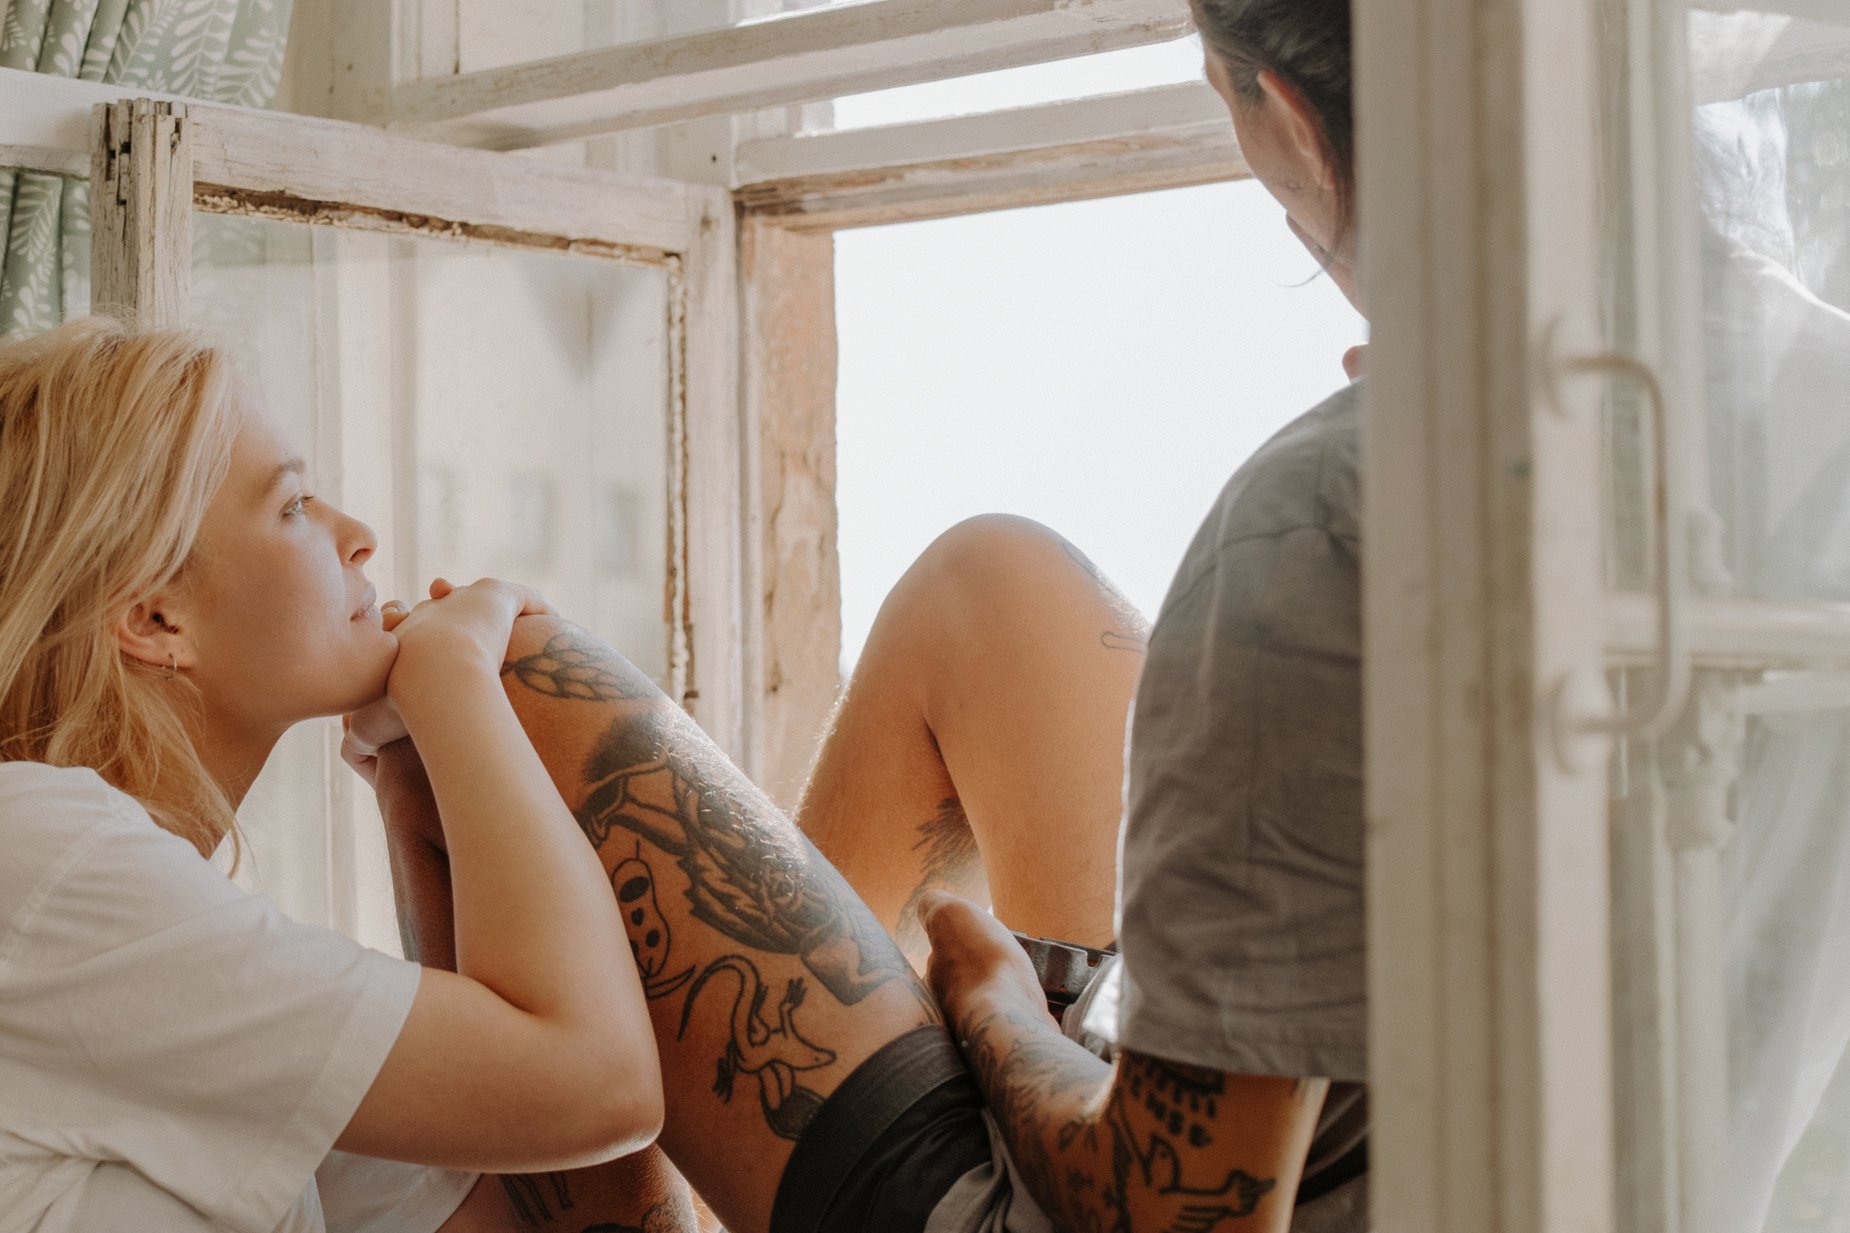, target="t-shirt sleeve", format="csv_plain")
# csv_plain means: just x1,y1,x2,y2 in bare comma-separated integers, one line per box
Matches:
2,780,424,1233
1113,392,1367,1083
315,1152,479,1233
